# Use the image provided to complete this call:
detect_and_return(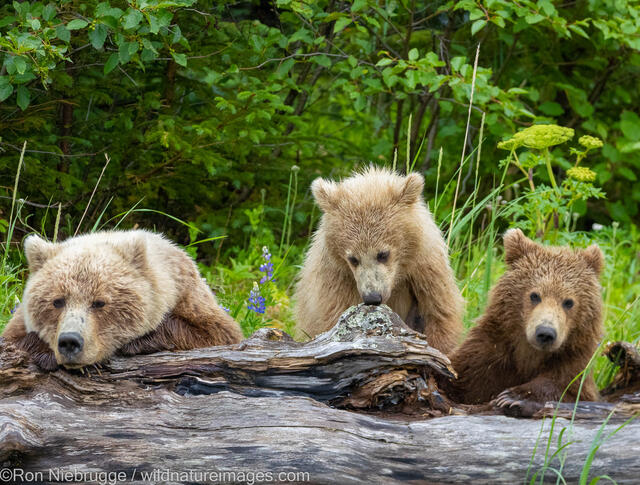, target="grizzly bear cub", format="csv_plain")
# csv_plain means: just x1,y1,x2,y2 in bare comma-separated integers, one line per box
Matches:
449,229,604,409
295,167,463,354
2,230,243,370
